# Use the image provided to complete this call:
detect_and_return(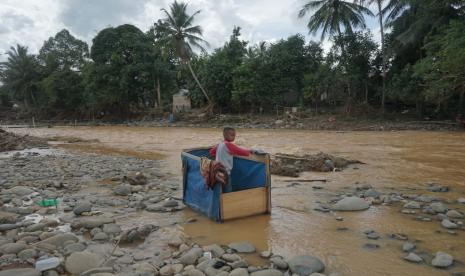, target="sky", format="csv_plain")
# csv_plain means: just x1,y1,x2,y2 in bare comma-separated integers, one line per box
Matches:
0,0,379,61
